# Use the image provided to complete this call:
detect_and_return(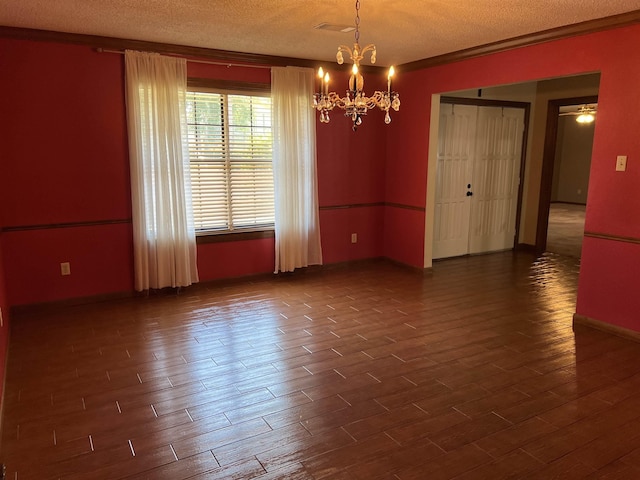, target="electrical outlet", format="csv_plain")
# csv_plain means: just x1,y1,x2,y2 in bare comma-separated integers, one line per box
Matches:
616,155,627,172
351,233,358,244
60,262,71,276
